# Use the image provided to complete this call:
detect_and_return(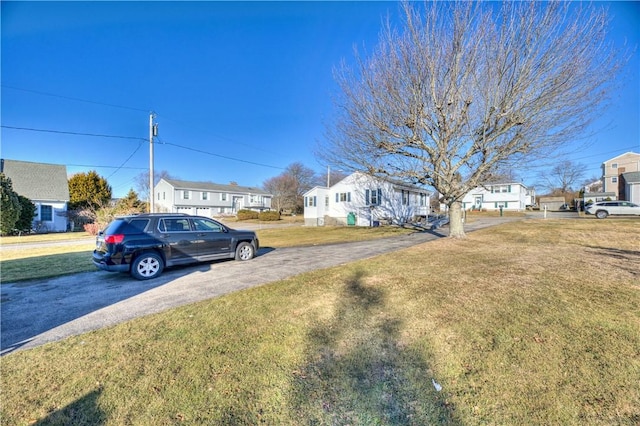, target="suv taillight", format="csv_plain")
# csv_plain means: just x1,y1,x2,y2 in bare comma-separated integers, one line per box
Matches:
104,234,125,244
